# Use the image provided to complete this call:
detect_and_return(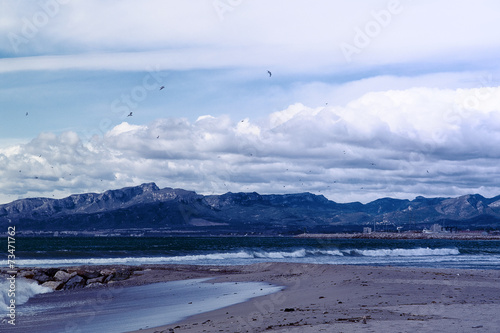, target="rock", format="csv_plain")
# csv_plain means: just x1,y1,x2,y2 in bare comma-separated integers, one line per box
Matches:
80,270,101,279
67,269,100,279
87,276,105,284
111,269,131,281
54,270,76,283
42,281,64,291
104,273,114,283
44,268,60,277
100,269,115,276
63,275,86,290
20,271,35,279
86,282,104,288
33,271,51,283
